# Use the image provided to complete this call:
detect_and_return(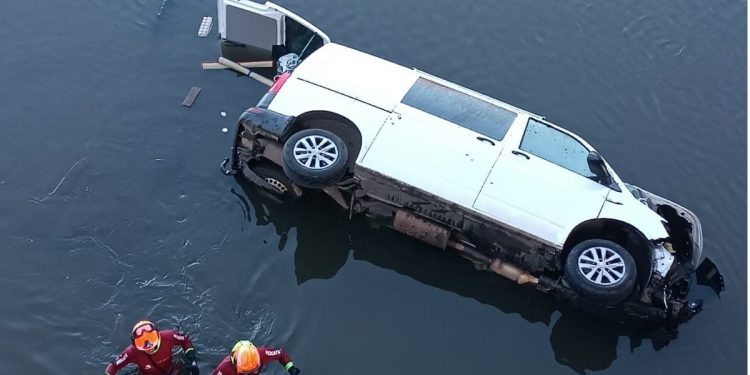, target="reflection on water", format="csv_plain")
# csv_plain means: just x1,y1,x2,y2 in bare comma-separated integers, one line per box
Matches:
236,178,703,374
